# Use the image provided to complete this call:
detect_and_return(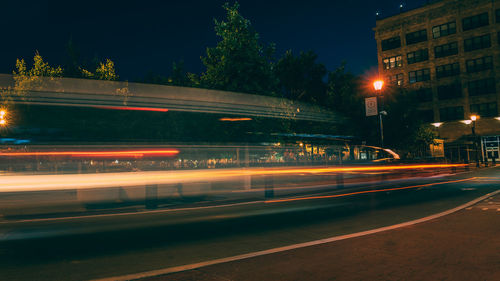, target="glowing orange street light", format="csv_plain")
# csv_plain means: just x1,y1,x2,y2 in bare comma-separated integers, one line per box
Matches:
0,109,6,126
373,80,385,147
470,114,480,167
373,80,384,91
